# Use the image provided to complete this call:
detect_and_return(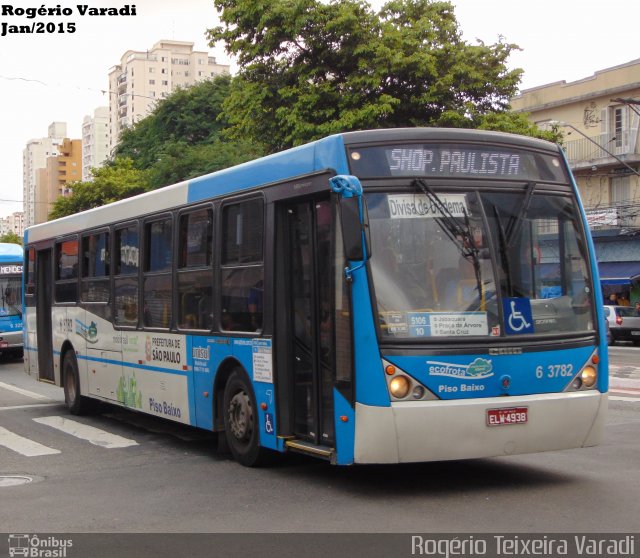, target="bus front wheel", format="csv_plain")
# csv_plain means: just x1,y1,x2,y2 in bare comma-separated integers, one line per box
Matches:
63,351,93,415
223,370,269,467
